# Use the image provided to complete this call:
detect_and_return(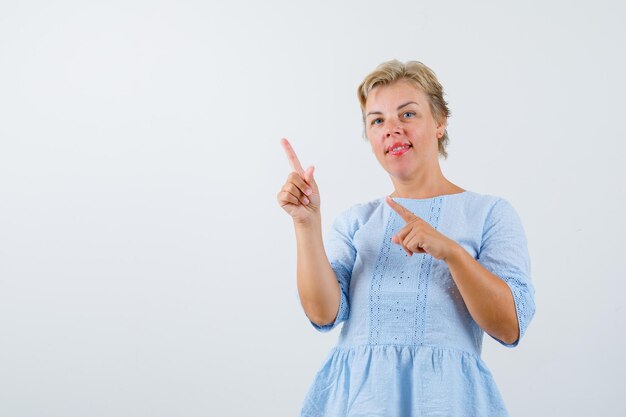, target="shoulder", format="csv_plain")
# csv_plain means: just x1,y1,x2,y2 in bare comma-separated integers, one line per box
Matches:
477,193,522,226
461,191,526,244
457,190,518,220
459,190,501,209
447,191,525,239
329,197,386,235
342,196,387,221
